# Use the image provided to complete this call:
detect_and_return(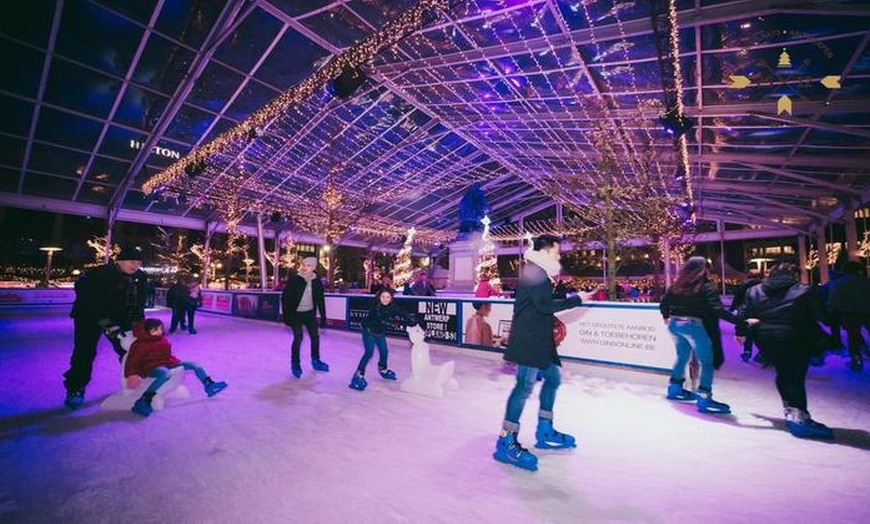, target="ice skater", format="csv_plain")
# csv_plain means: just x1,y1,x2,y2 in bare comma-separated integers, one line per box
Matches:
494,235,588,472
659,257,751,414
125,318,227,417
281,257,329,378
349,289,419,391
63,244,149,409
736,263,834,439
